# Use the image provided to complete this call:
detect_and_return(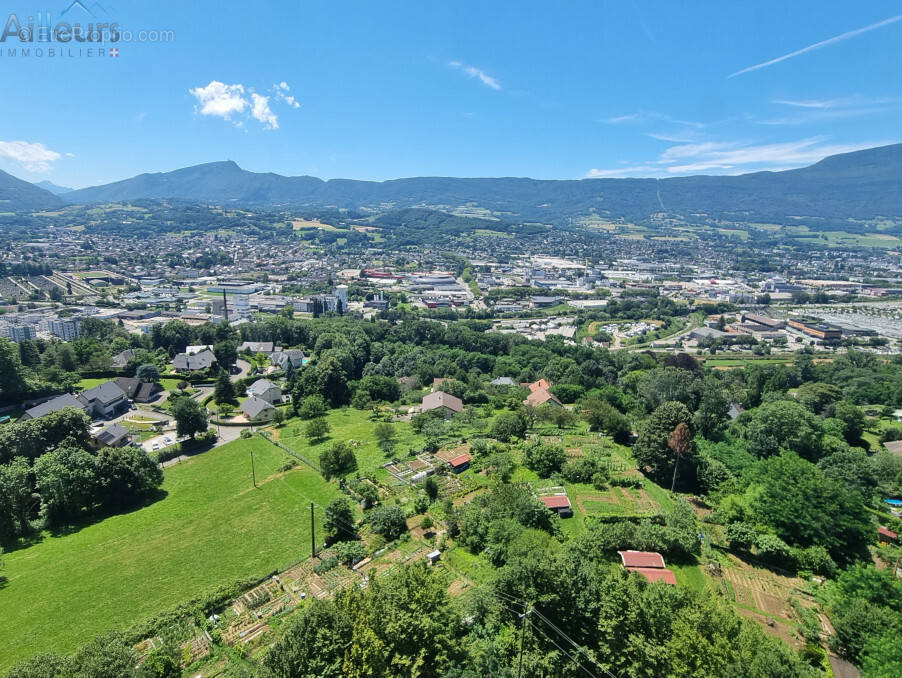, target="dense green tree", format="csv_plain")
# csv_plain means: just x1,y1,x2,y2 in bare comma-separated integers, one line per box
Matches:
373,422,397,454
584,398,632,443
744,452,873,562
94,446,163,510
817,448,878,498
0,457,33,540
171,396,208,440
740,400,823,460
523,443,566,478
488,411,527,443
212,340,238,369
367,505,407,541
305,417,330,443
33,446,98,524
632,401,692,484
320,441,357,480
324,497,358,543
356,375,401,403
0,337,29,401
213,371,236,405
832,401,866,444
298,394,327,420
135,364,160,383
